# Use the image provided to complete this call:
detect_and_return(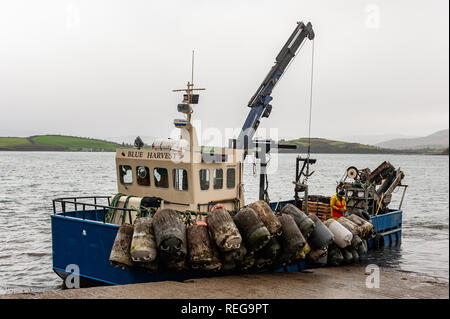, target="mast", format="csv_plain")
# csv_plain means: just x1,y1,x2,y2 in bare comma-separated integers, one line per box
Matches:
172,51,206,162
